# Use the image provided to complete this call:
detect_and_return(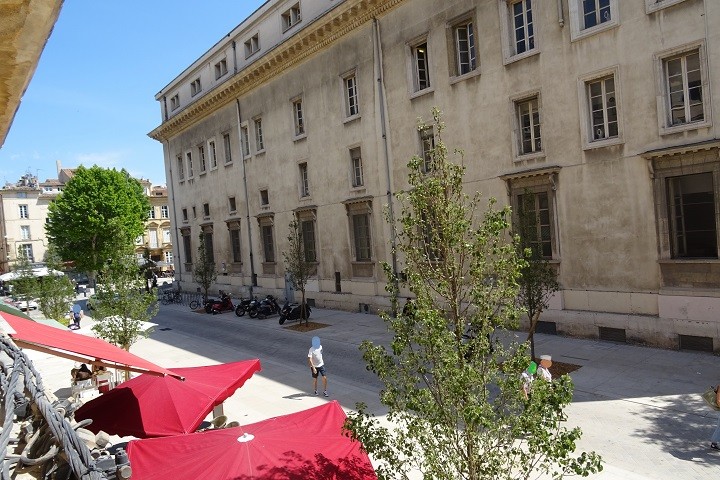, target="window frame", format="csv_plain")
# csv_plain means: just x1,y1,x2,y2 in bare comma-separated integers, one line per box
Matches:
577,66,624,150
223,132,233,164
254,117,265,153
568,0,619,42
198,144,207,173
282,3,302,32
645,0,690,14
170,94,180,111
261,223,275,263
229,225,242,264
292,97,306,138
244,34,260,59
260,189,269,206
341,70,360,120
350,146,364,188
510,90,544,160
240,124,250,158
20,225,30,240
654,43,711,135
408,37,432,96
299,162,310,198
18,204,28,219
190,78,202,97
186,151,194,178
208,139,218,169
419,126,435,173
507,174,560,261
449,14,478,78
498,0,539,65
161,205,169,219
214,58,228,80
228,196,237,213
